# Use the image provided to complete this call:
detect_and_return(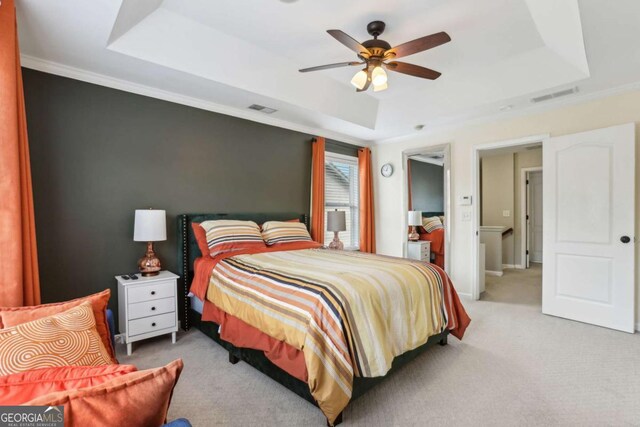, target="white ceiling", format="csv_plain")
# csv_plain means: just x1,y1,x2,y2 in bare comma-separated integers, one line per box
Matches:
16,0,640,144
